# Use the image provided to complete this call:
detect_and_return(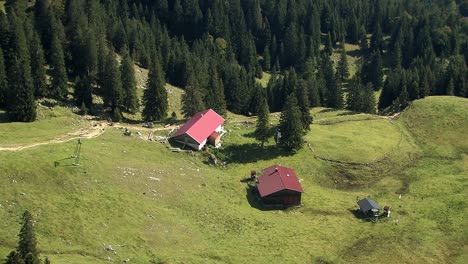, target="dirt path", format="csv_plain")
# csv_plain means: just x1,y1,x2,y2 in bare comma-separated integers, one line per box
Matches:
0,122,179,152
0,122,108,152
